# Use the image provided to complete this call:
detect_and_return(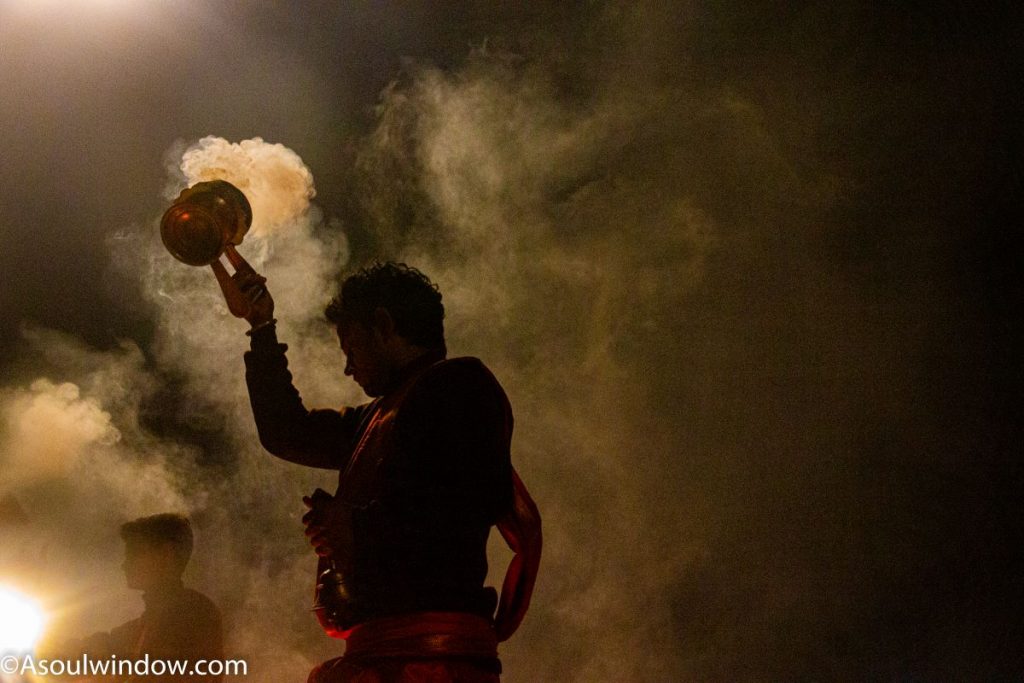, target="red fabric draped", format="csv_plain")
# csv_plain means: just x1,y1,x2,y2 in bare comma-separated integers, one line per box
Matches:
308,612,500,683
493,467,542,642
